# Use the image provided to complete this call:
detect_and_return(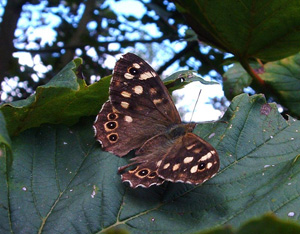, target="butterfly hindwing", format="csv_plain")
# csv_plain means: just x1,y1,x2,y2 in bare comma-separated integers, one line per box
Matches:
157,133,219,184
120,162,165,188
118,124,219,187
